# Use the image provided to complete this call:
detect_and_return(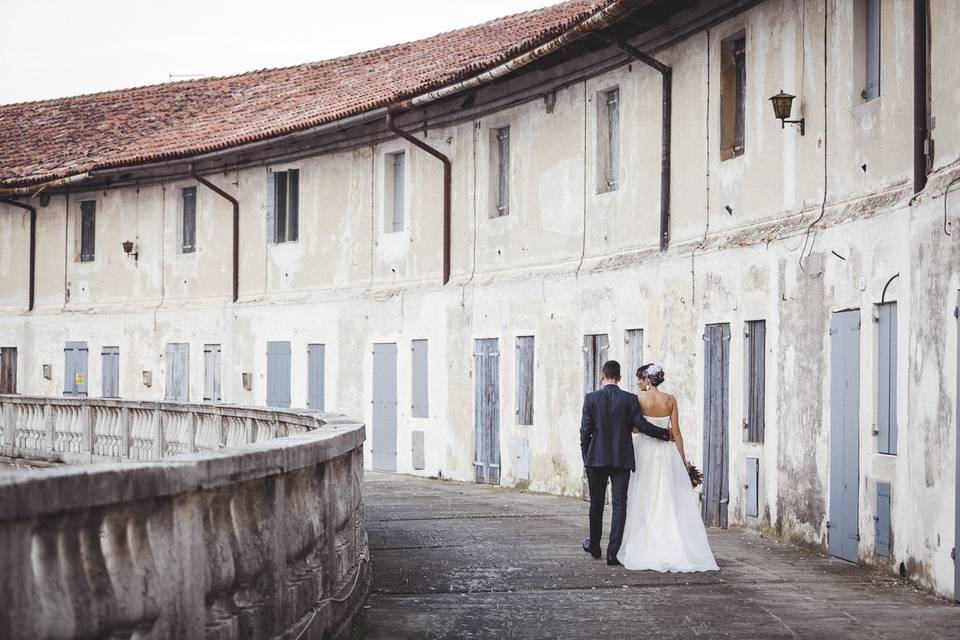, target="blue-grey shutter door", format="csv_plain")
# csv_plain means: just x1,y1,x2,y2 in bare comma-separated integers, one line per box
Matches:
829,310,861,563
747,320,766,443
372,343,398,471
307,343,325,412
516,336,534,426
474,338,500,484
64,341,88,396
878,303,897,454
203,344,221,402
746,457,759,517
865,0,881,99
411,339,428,418
955,291,960,602
101,346,119,398
165,343,189,401
266,341,291,408
875,482,891,556
265,171,276,244
624,329,643,388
